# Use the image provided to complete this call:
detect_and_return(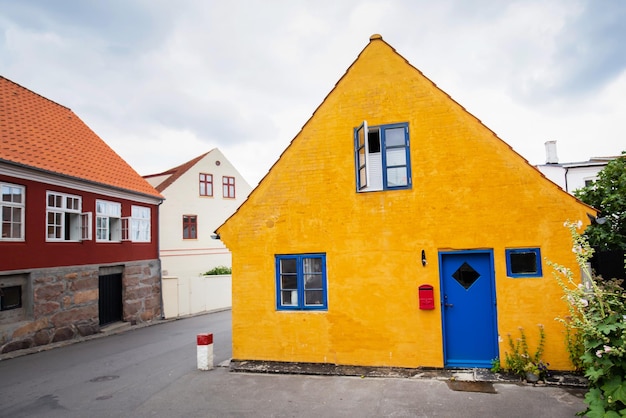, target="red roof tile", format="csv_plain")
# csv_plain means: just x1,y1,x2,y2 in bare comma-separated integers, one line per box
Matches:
0,76,162,199
143,150,213,192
